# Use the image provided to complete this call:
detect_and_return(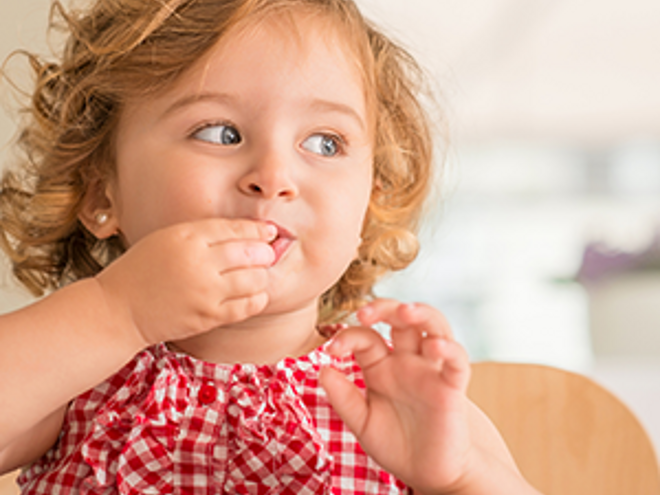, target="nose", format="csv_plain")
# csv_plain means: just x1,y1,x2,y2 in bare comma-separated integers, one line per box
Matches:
238,147,299,200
